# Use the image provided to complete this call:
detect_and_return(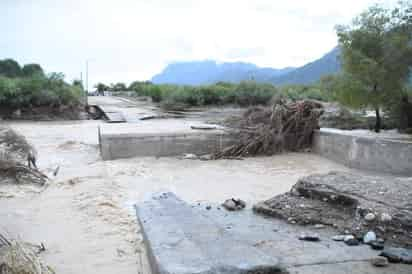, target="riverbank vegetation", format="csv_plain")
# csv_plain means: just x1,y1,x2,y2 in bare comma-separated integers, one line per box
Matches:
0,59,84,119
102,80,332,108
